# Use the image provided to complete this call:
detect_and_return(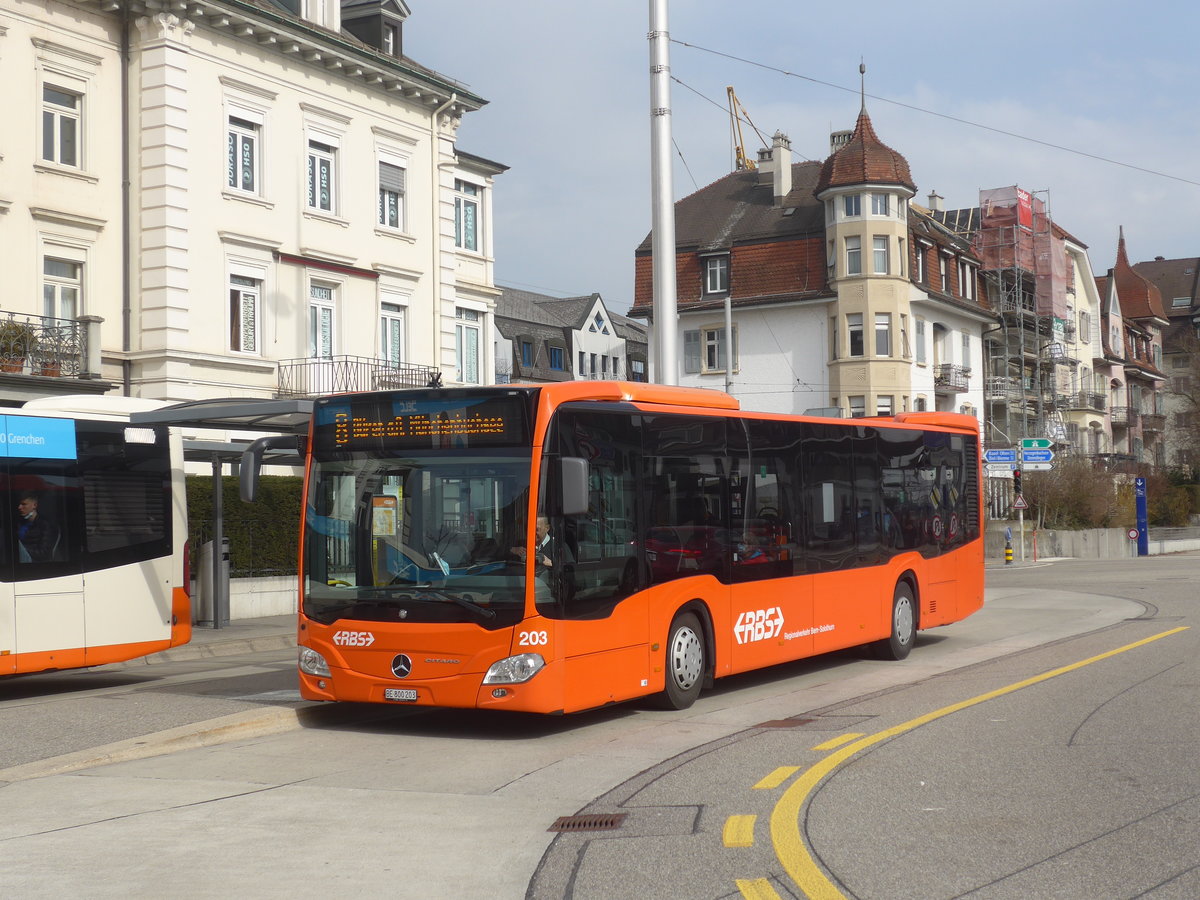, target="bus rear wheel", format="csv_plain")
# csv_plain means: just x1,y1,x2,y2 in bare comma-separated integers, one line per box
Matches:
874,580,915,661
658,611,705,709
